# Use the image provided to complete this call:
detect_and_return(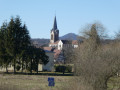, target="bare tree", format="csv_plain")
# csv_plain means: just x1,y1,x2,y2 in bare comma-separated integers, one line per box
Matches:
74,22,120,90
62,47,75,64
